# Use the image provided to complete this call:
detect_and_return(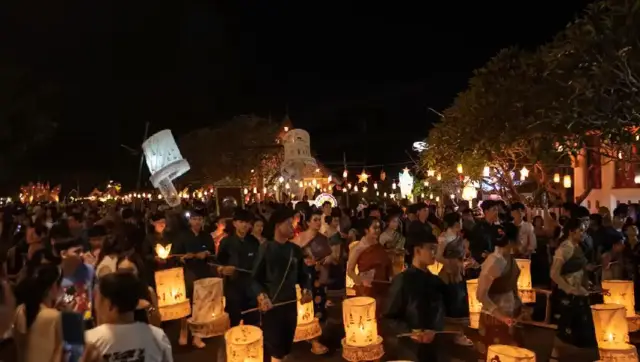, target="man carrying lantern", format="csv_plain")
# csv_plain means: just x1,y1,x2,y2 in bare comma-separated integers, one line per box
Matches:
252,208,313,362
382,228,445,361
174,207,216,348
216,209,261,327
